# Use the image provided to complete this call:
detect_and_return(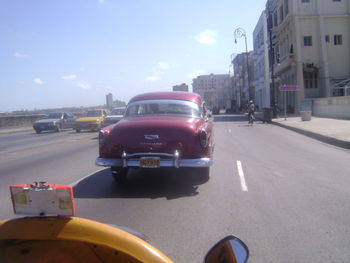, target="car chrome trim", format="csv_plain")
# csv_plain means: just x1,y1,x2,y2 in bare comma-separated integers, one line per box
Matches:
96,156,212,168
144,135,159,140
